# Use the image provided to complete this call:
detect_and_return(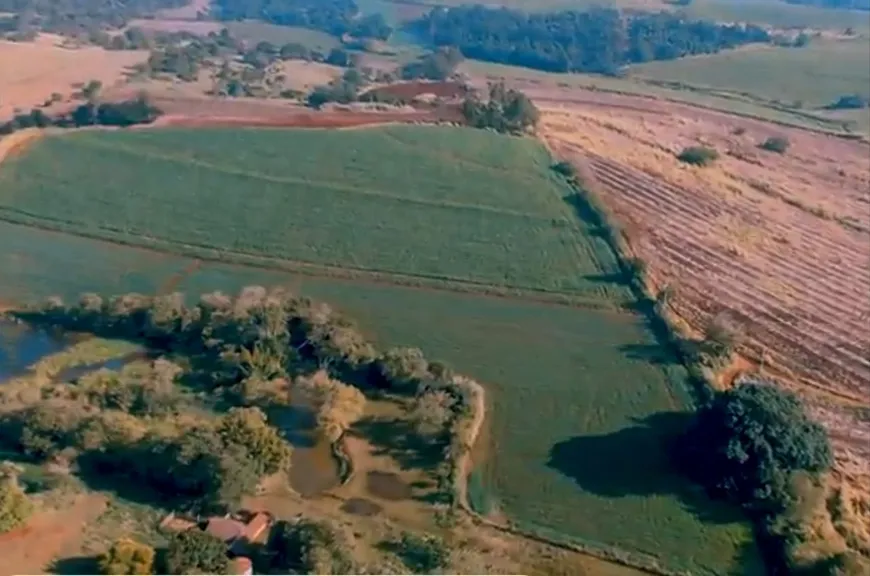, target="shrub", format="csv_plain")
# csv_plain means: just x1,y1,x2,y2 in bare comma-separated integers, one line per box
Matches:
676,381,833,512
268,518,354,573
759,136,790,154
395,532,450,573
98,538,155,575
551,160,577,178
0,464,32,533
164,528,228,575
677,146,719,166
